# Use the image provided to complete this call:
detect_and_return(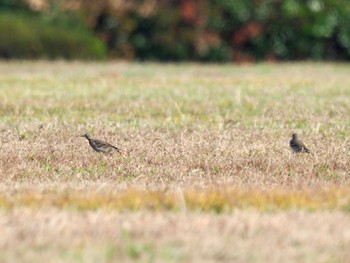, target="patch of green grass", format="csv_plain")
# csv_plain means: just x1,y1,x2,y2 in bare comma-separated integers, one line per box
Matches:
1,62,349,132
61,245,118,263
